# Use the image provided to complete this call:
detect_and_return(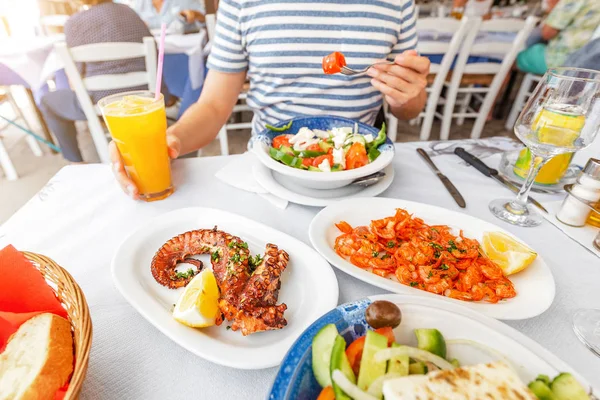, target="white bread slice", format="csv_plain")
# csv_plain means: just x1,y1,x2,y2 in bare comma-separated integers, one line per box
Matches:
0,313,74,400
